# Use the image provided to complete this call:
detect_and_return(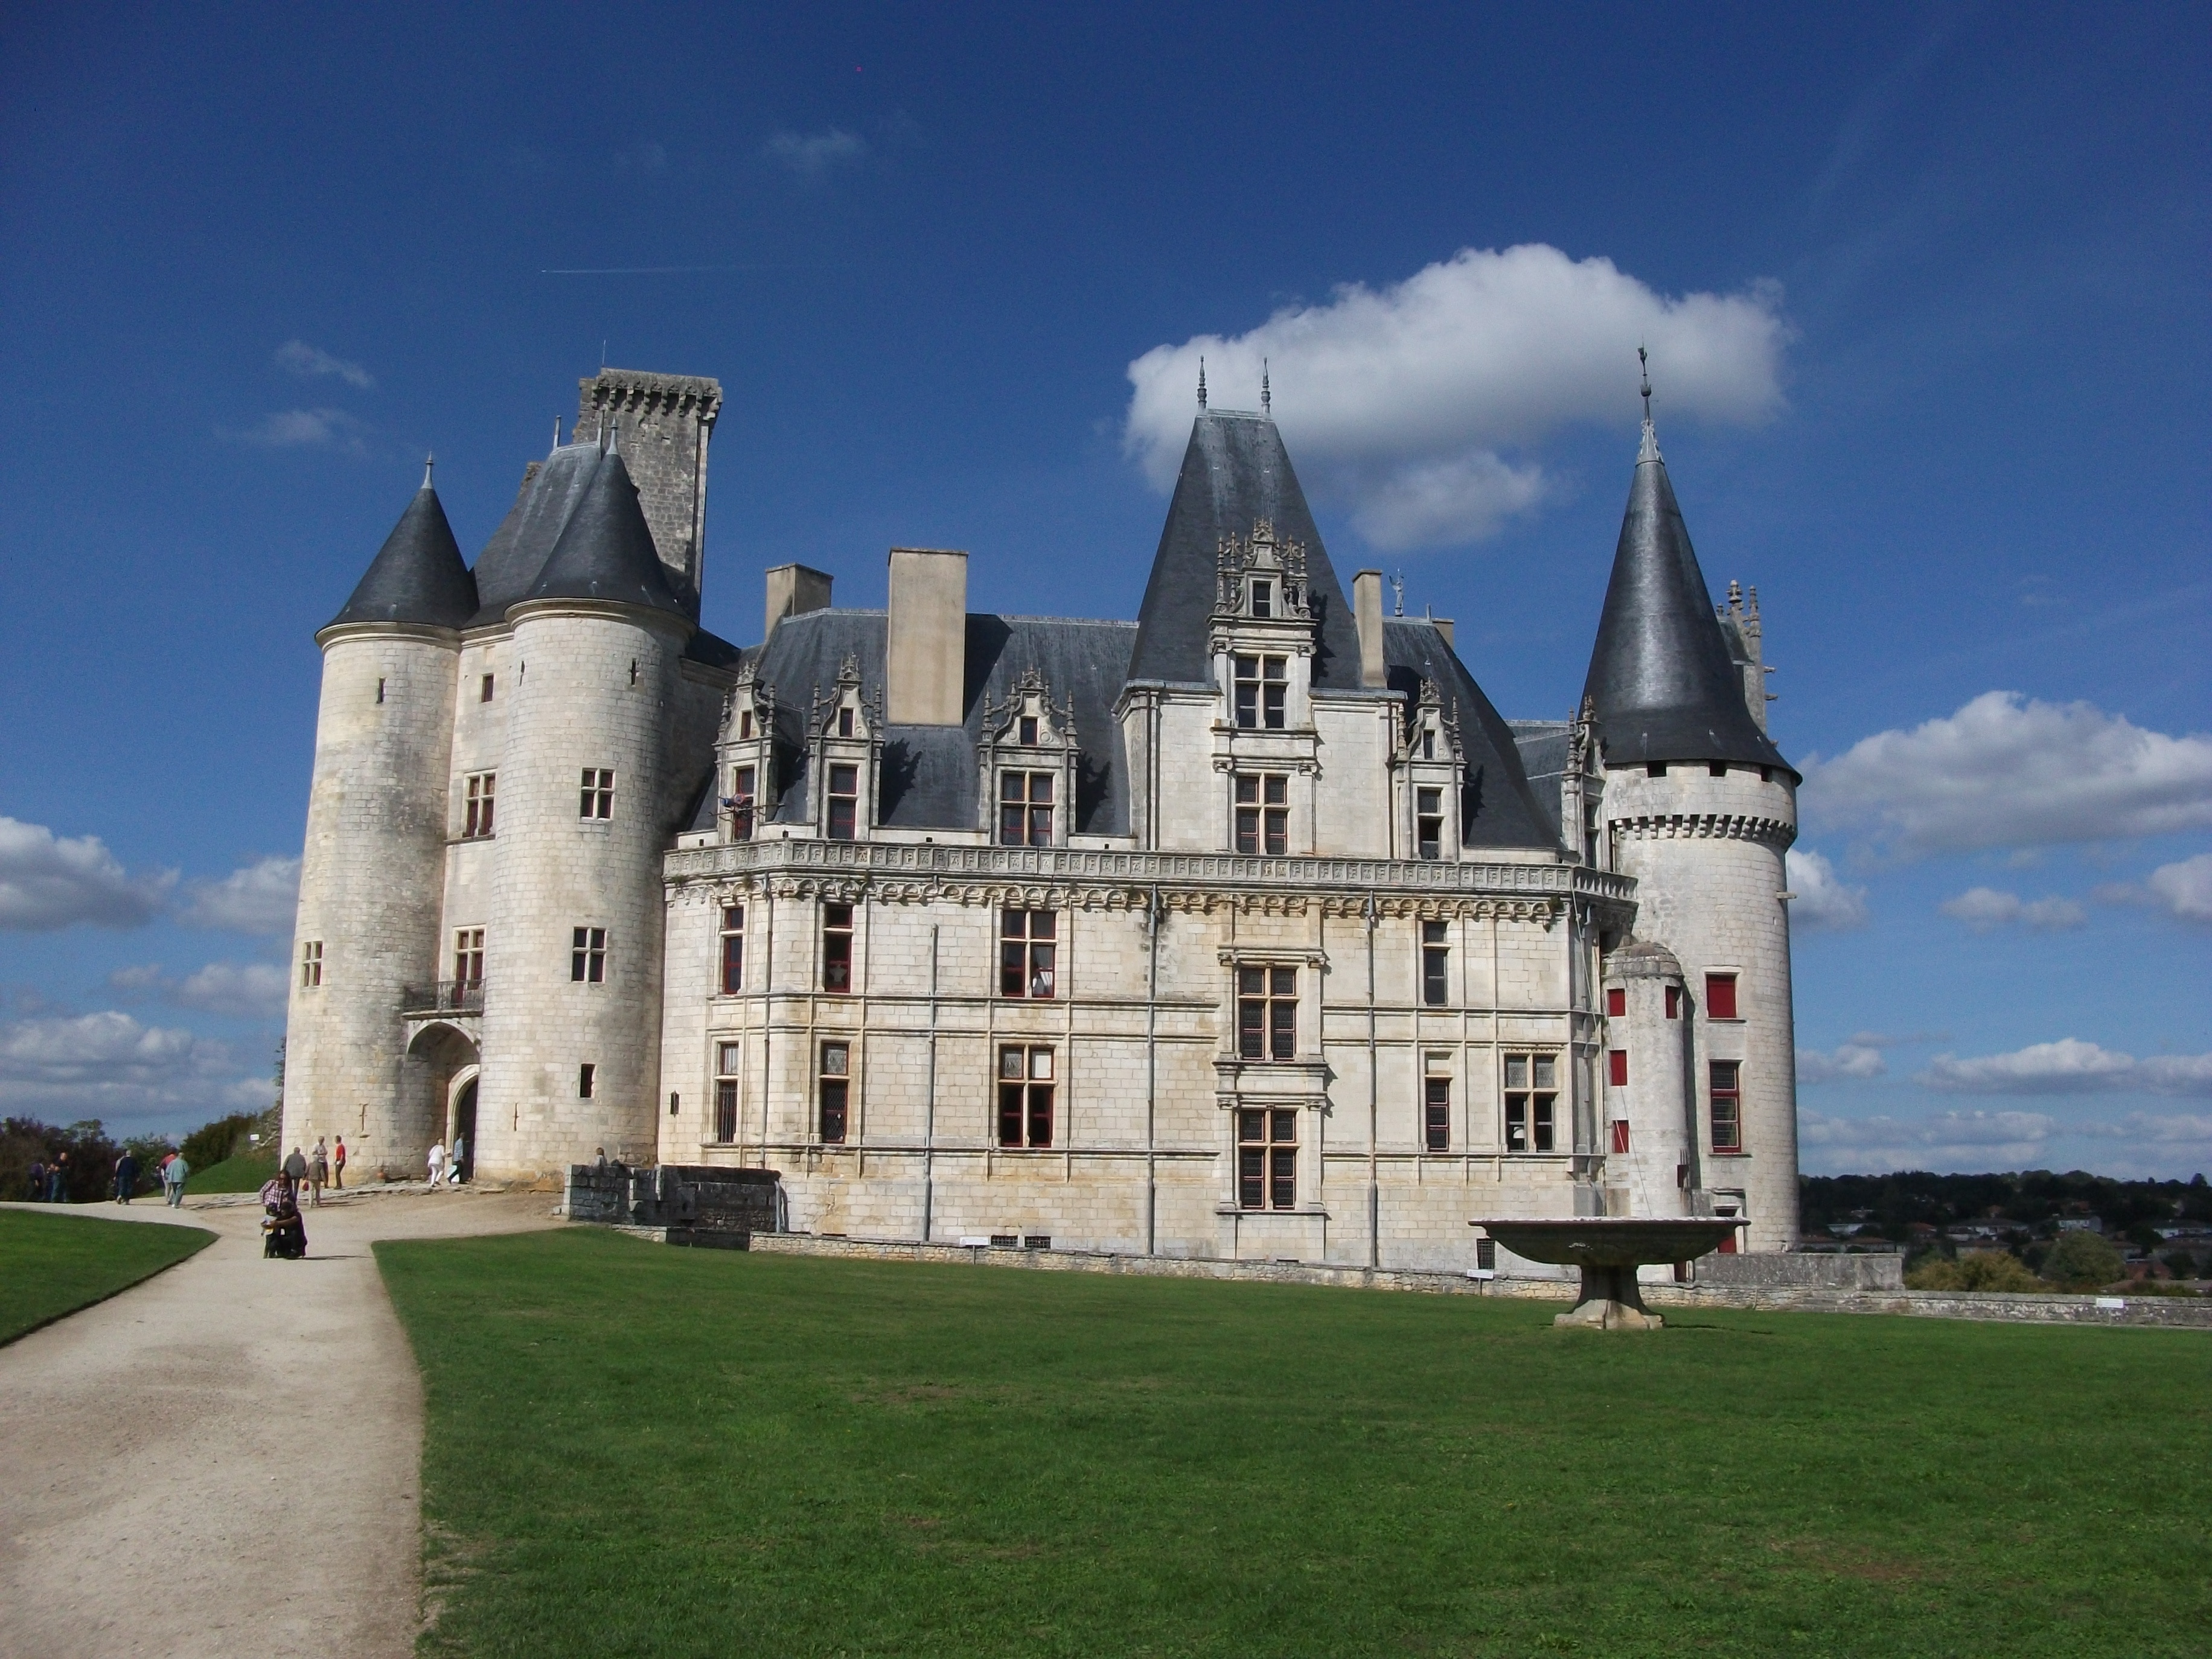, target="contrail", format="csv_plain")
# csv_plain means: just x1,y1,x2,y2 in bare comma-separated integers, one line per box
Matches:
539,264,830,275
